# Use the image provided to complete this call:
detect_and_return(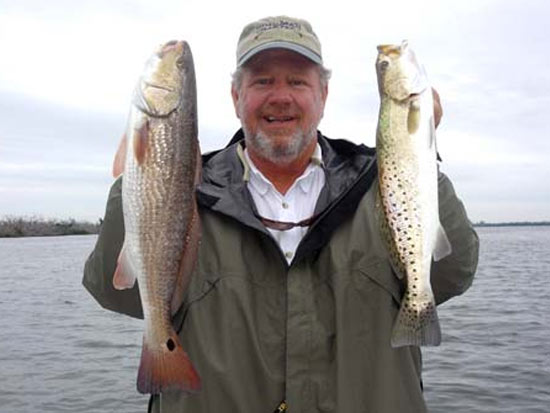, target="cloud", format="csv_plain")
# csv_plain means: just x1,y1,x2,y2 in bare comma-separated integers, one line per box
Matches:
0,0,549,221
